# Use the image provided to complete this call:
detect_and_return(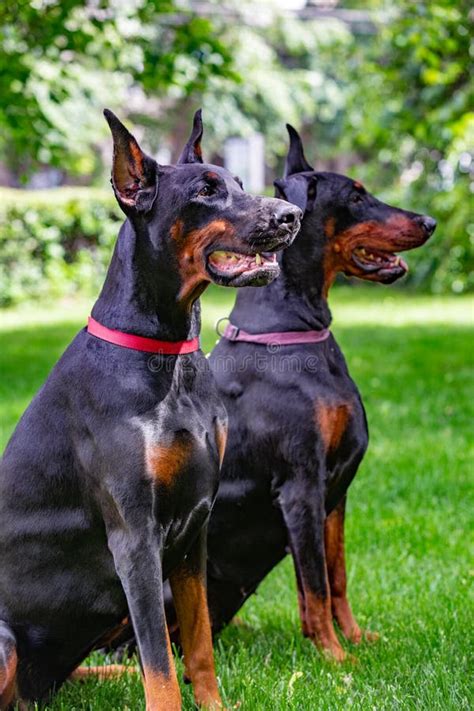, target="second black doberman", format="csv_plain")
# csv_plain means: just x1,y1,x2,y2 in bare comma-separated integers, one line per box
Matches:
0,112,301,709
183,125,436,662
